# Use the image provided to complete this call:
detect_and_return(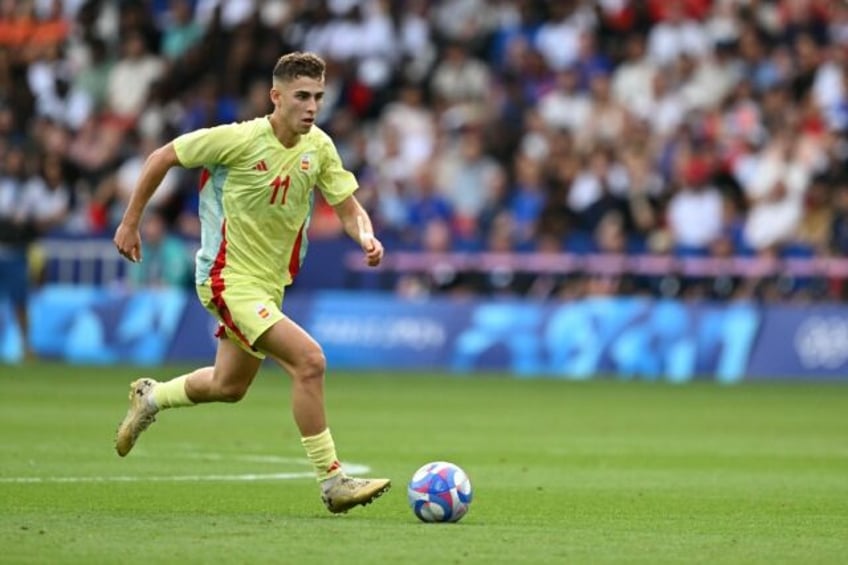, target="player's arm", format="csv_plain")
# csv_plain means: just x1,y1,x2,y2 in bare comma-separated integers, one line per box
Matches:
333,195,383,267
114,143,181,263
